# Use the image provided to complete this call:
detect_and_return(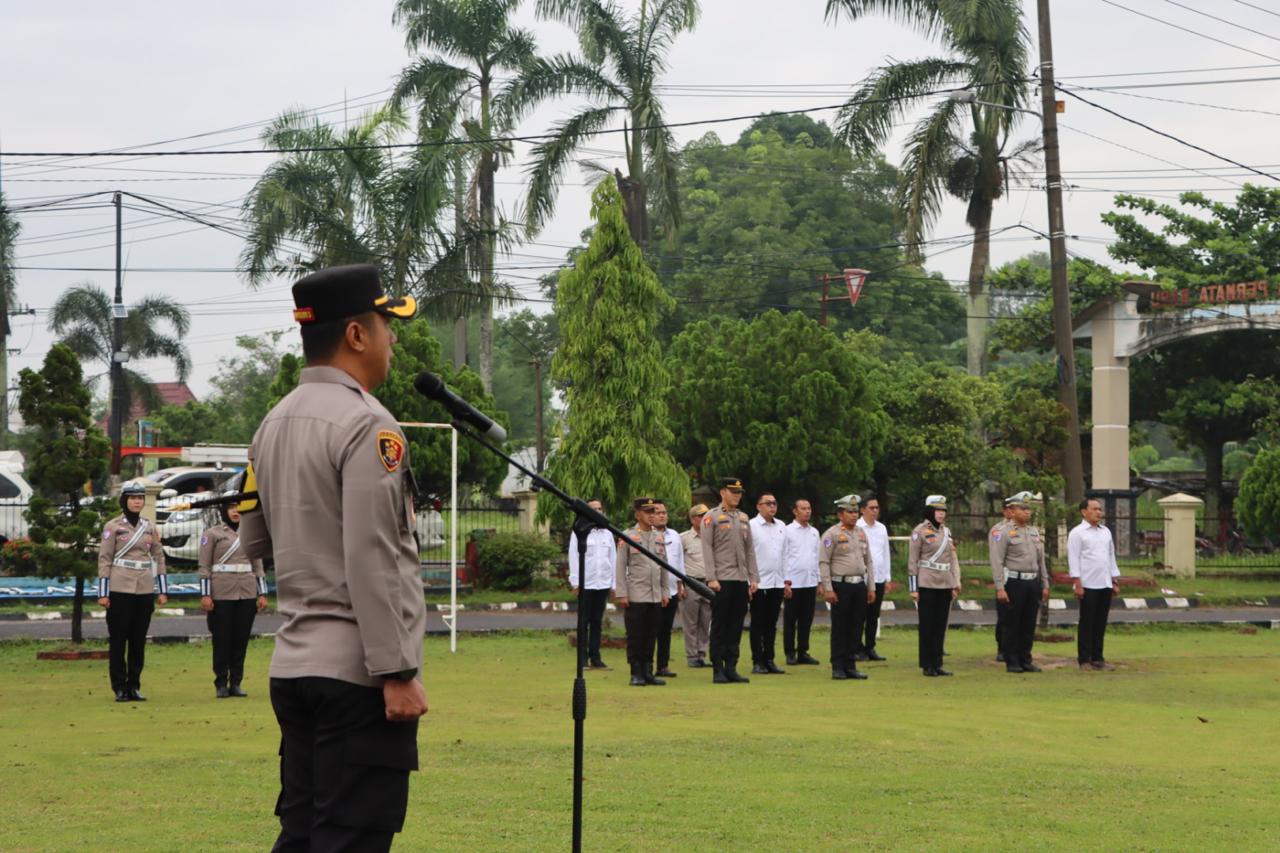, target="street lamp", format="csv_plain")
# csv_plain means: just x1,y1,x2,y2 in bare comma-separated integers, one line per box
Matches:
946,87,1086,505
